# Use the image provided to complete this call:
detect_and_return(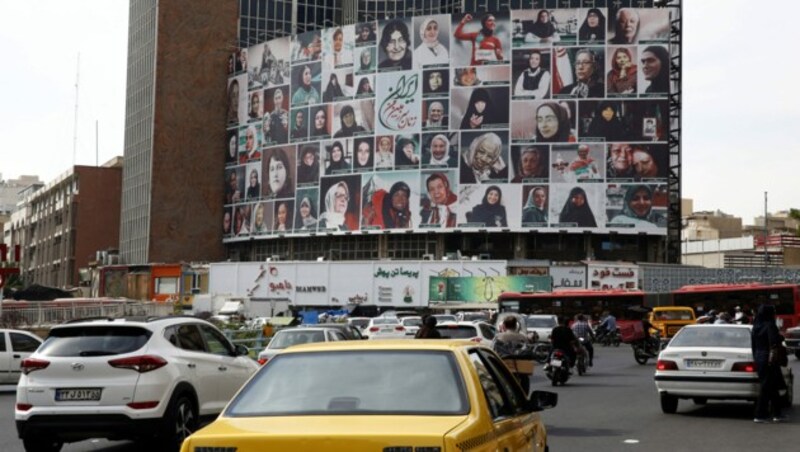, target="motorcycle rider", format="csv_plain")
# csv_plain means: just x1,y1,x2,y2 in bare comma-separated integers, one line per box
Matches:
641,315,659,353
495,316,529,344
571,314,595,366
597,310,617,341
493,316,531,389
550,316,579,367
